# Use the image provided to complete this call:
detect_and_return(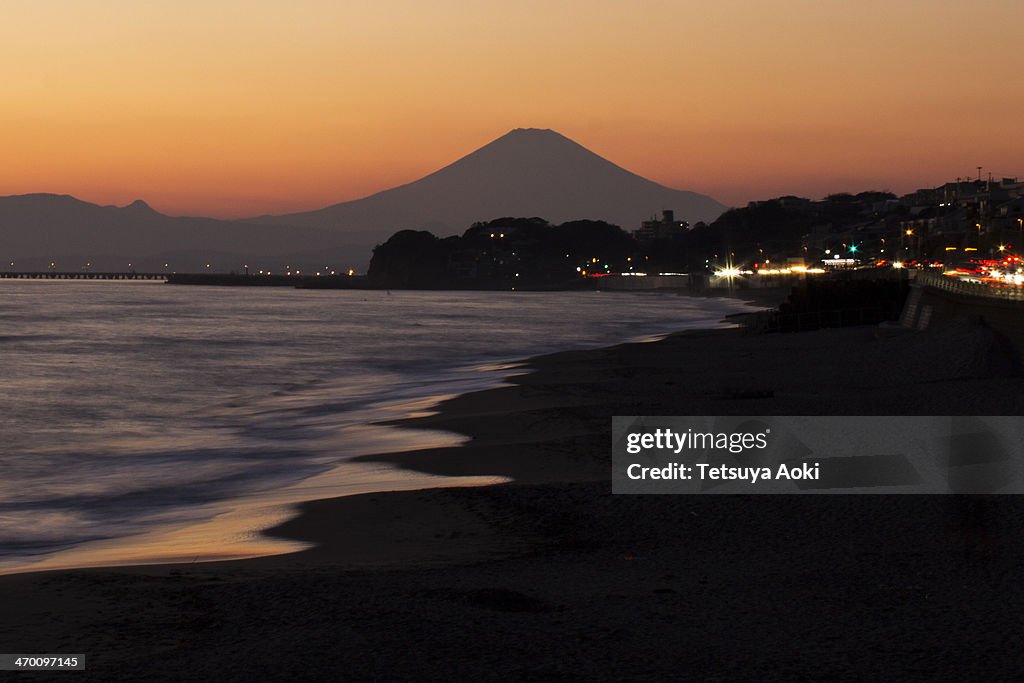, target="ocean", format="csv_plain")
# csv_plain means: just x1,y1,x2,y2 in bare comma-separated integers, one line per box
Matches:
0,281,753,573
